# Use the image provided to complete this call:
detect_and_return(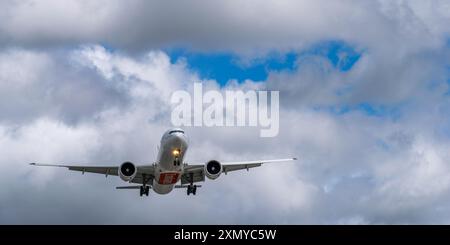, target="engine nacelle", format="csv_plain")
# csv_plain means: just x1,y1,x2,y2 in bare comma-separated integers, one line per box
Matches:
204,160,222,180
119,161,137,182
